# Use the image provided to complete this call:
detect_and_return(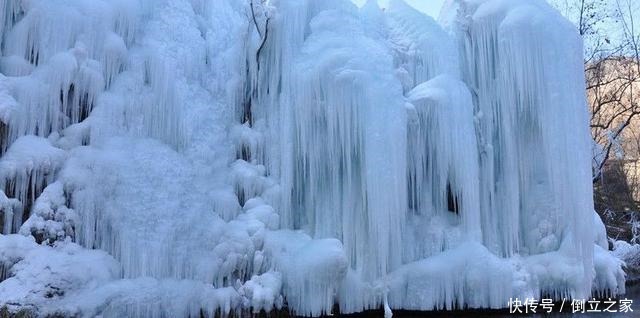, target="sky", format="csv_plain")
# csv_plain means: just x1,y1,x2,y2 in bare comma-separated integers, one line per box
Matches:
350,0,447,18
